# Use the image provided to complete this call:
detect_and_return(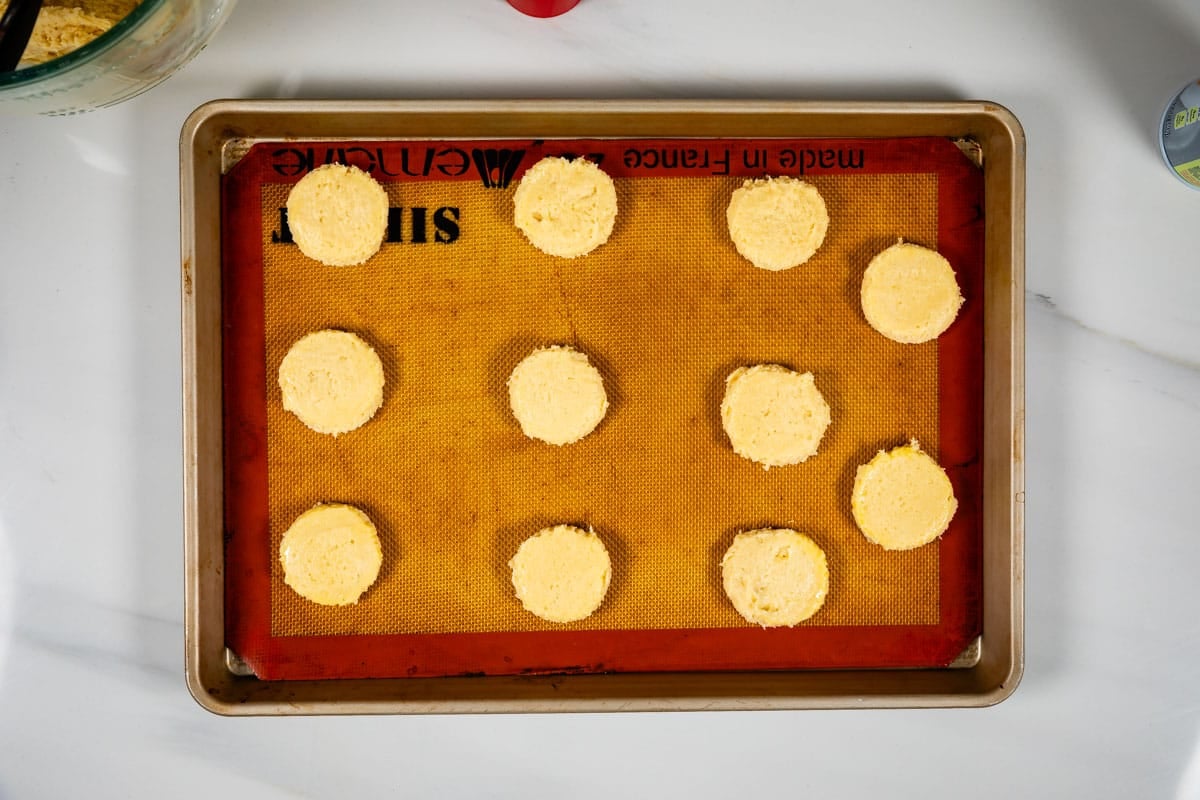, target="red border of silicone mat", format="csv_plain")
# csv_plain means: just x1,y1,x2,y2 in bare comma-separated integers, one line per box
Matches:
221,137,984,680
